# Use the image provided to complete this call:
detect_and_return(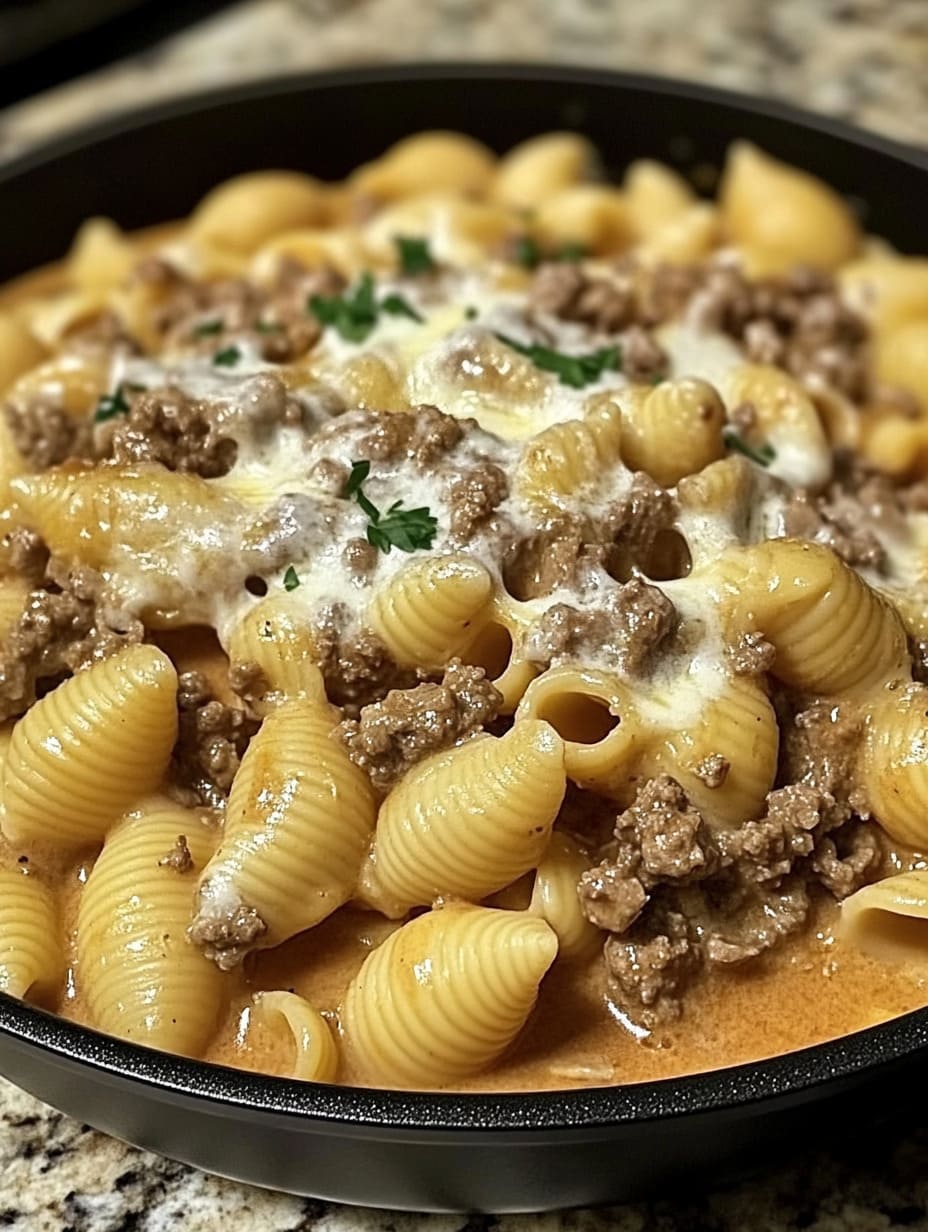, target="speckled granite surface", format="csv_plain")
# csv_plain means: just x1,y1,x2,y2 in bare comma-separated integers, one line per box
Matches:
2,0,928,1226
